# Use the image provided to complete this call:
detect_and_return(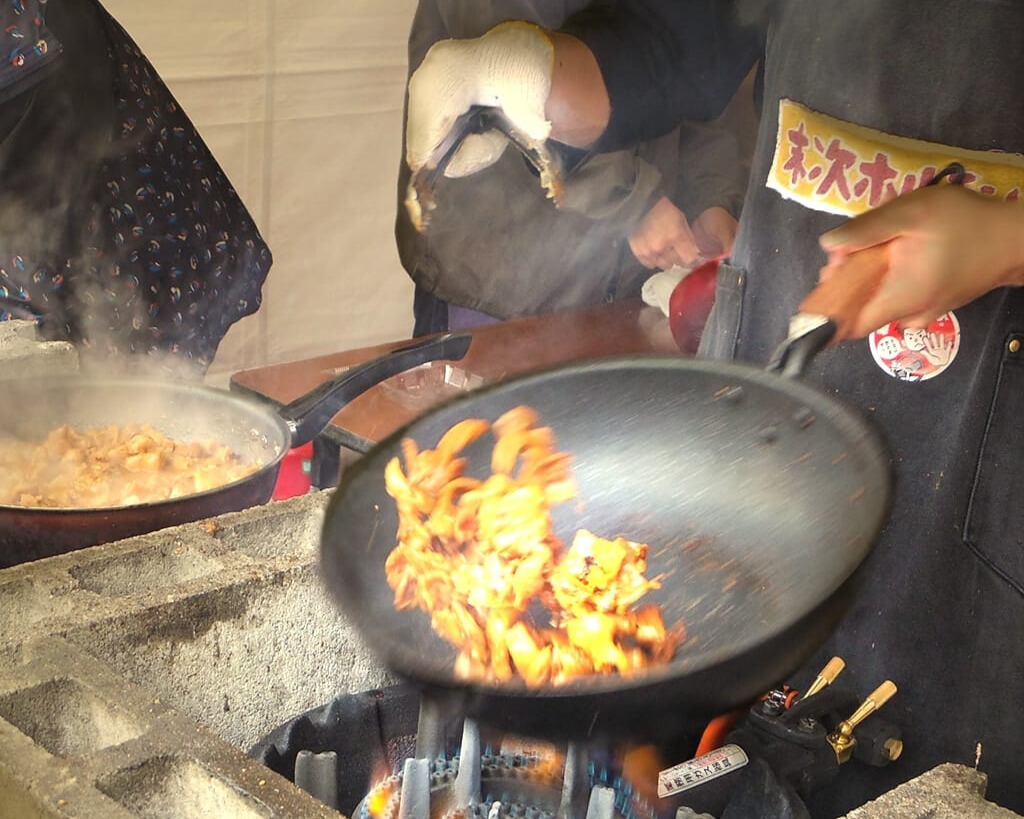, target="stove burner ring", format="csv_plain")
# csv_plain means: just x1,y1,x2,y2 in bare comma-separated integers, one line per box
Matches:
358,747,654,819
